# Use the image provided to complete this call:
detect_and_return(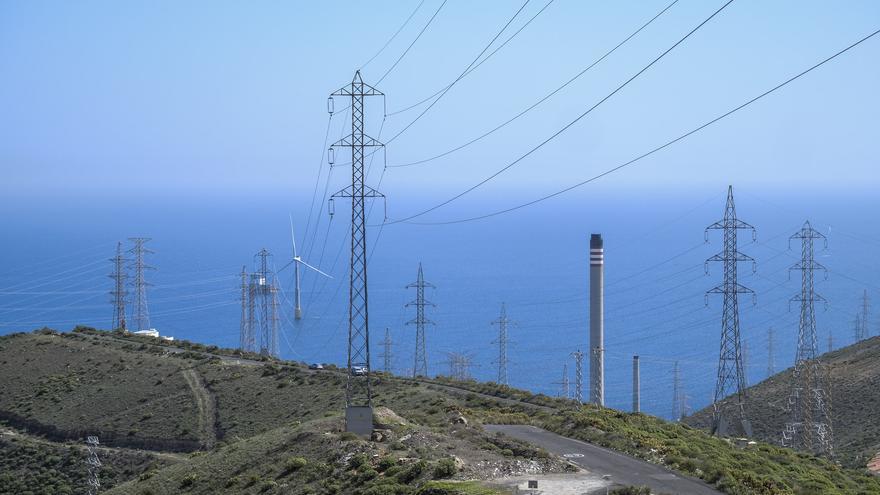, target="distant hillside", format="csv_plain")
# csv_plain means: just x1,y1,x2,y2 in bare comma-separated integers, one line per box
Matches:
3,328,880,494
685,336,880,469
